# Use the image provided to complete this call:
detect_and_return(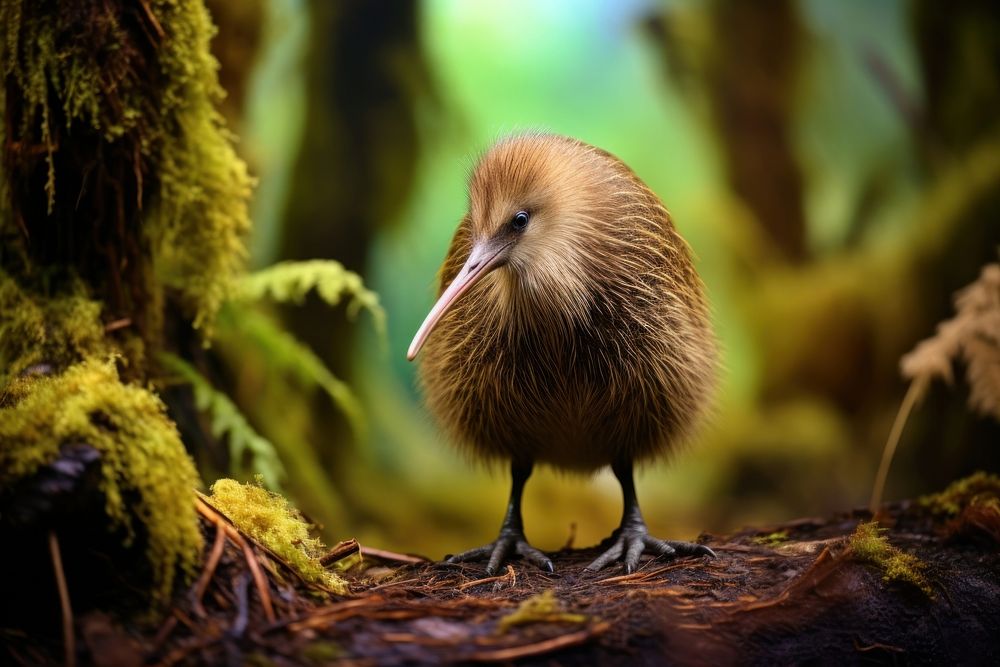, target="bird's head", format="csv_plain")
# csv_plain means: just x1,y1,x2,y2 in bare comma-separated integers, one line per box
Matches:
408,134,633,361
